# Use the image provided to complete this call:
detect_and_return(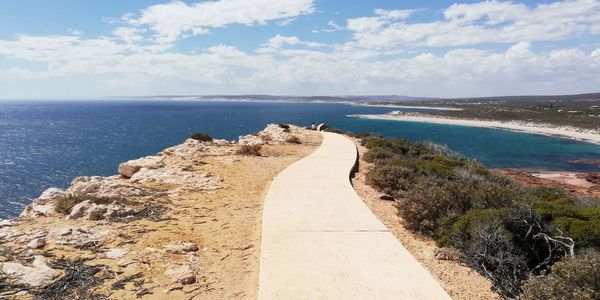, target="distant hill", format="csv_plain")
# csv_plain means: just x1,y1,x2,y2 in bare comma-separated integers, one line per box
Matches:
134,93,600,104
